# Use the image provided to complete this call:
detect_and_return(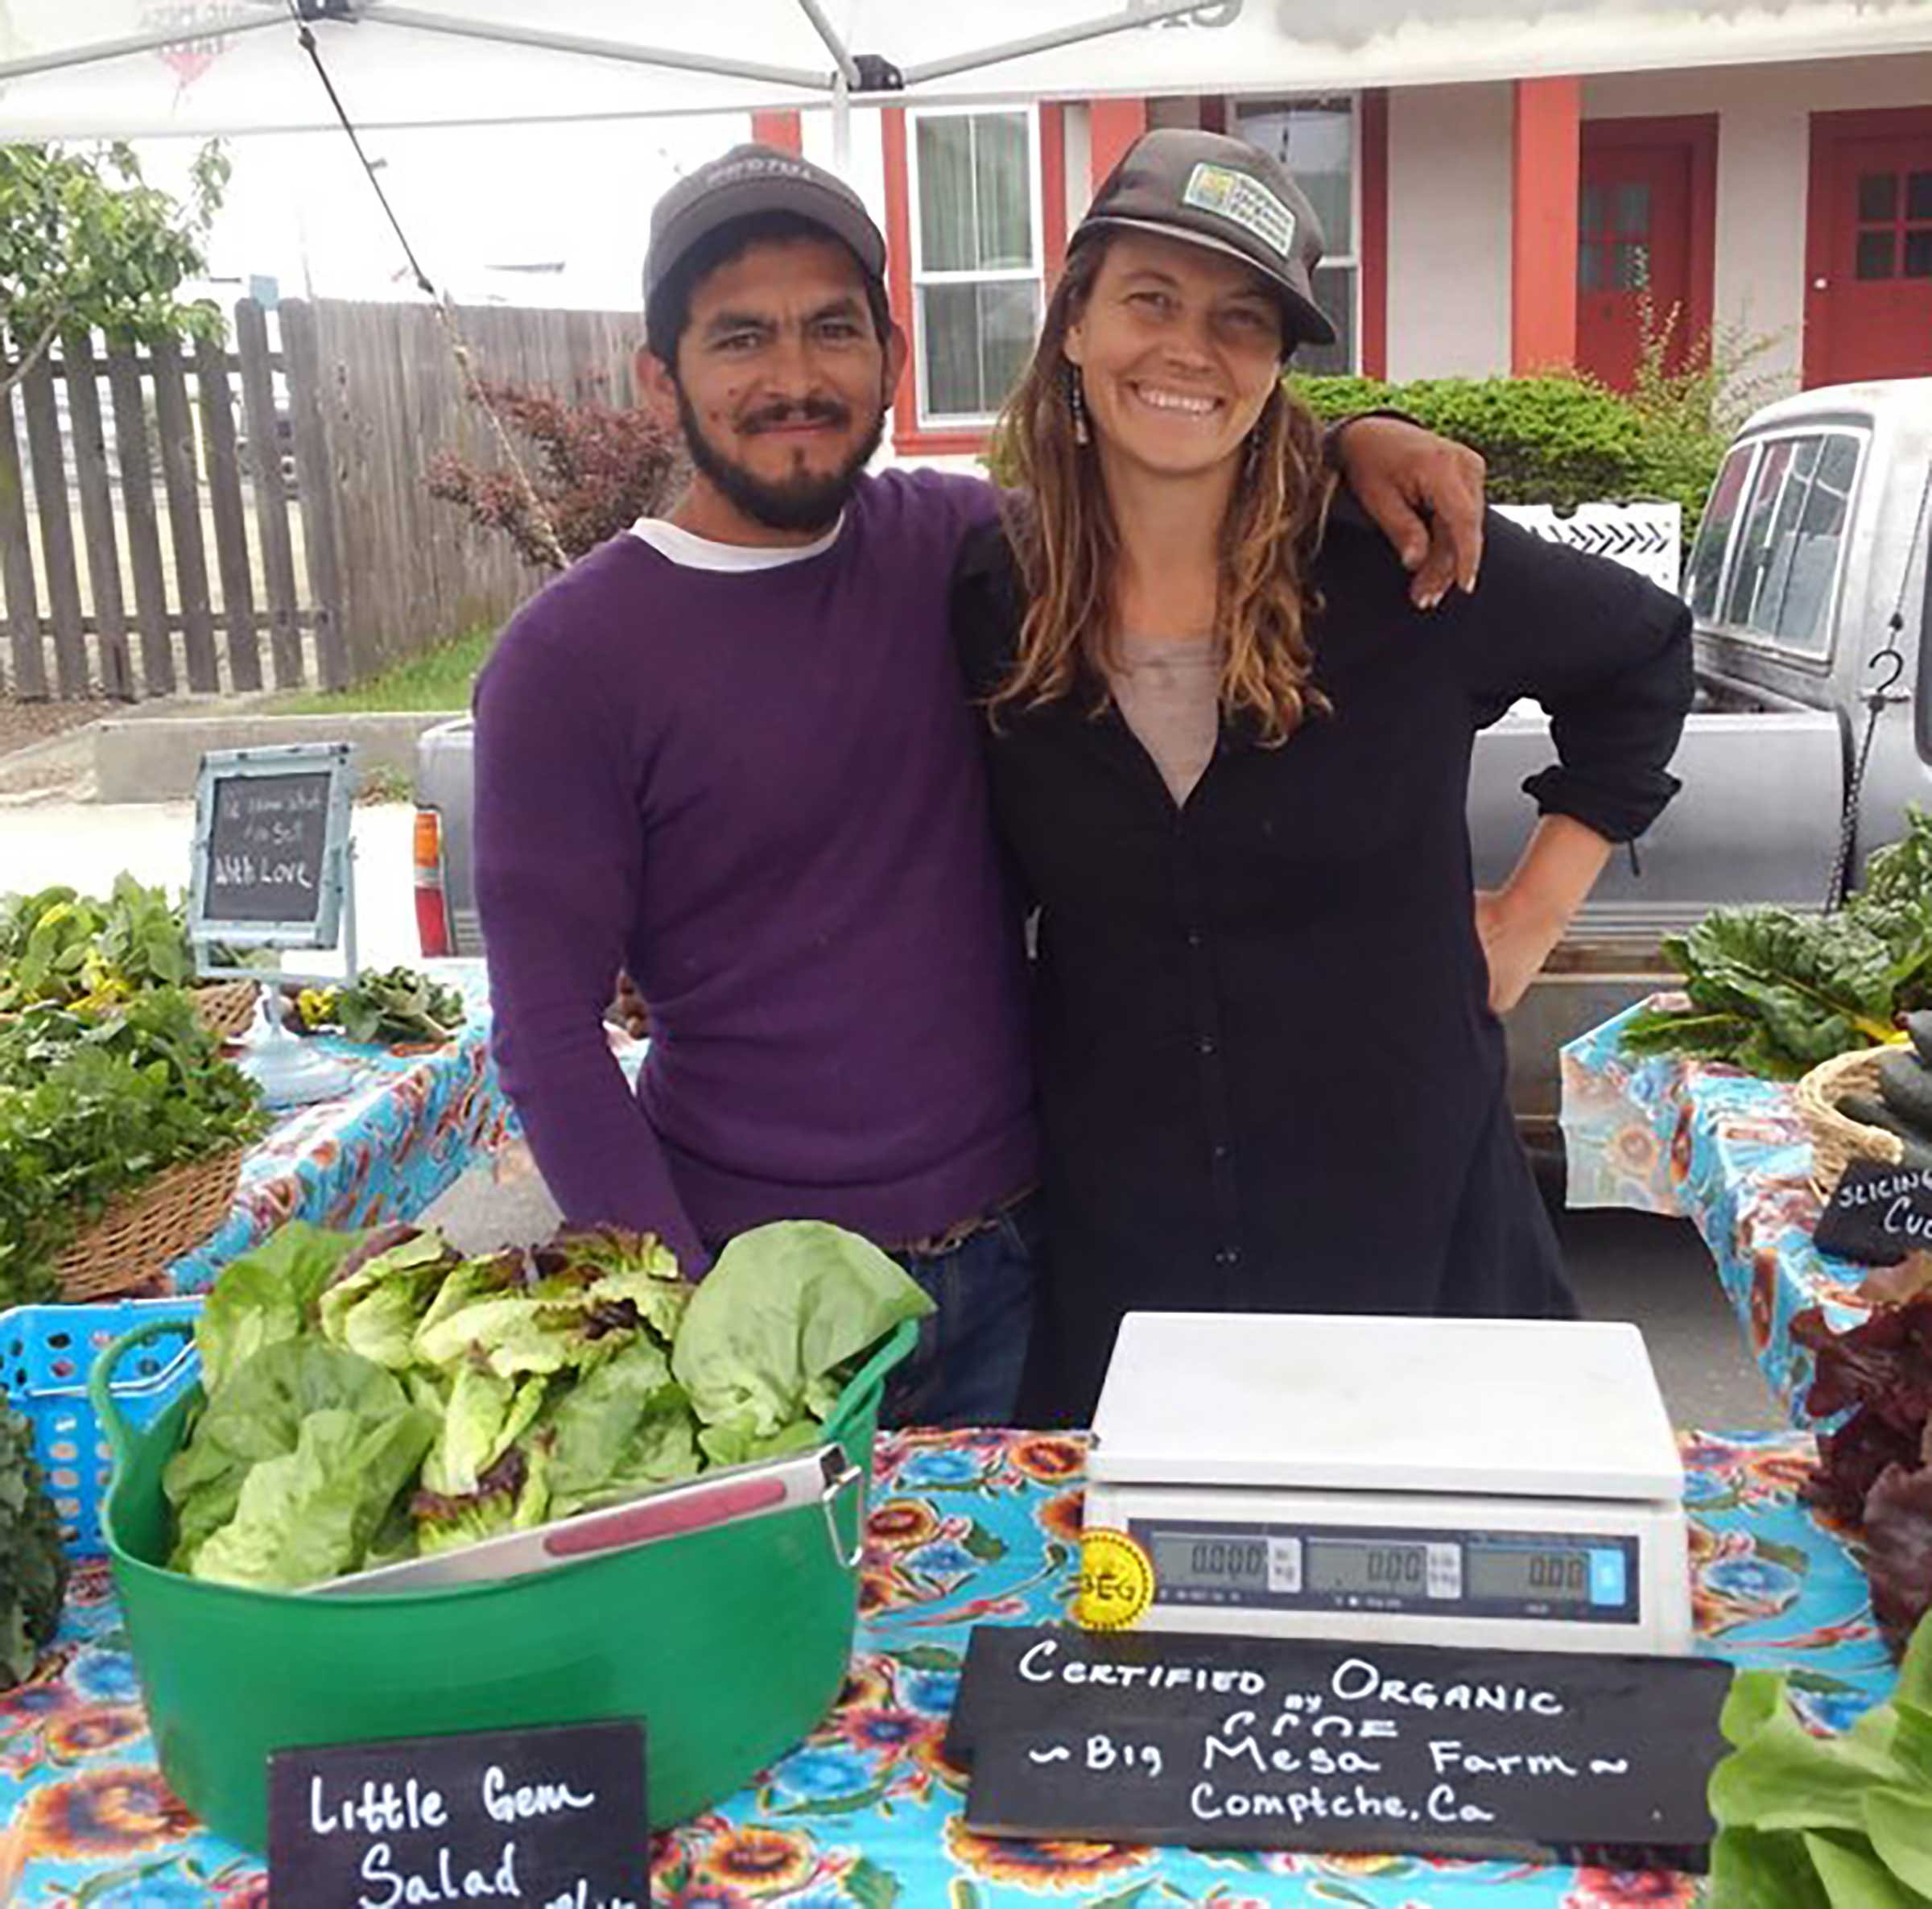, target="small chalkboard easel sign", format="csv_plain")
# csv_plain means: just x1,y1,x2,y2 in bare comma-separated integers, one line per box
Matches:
189,742,357,978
